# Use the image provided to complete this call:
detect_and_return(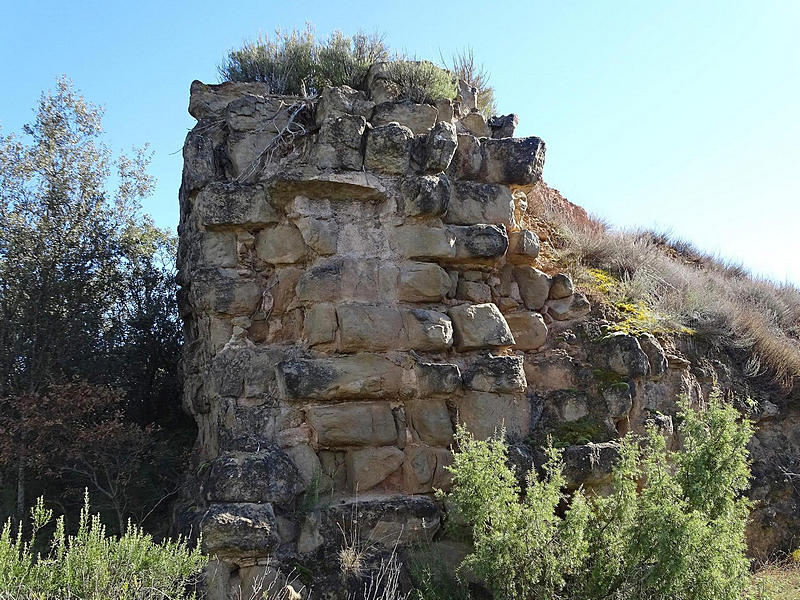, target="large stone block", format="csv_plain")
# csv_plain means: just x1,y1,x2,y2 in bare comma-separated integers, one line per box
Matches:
255,223,308,264
402,308,454,351
200,231,238,268
405,398,454,446
182,128,216,193
312,114,366,170
414,362,462,397
450,134,546,185
450,224,509,260
549,292,591,321
371,101,438,135
296,216,339,255
188,80,270,120
306,402,397,446
394,225,456,260
397,174,450,217
403,446,453,494
296,258,398,303
206,450,303,504
514,266,551,310
200,502,279,559
276,354,404,400
337,303,404,351
445,181,516,228
449,303,515,350
459,112,490,137
191,270,263,316
423,121,458,172
456,391,530,439
504,311,548,350
464,354,527,393
346,446,405,492
593,332,650,378
315,85,375,125
507,230,540,262
196,183,278,228
549,273,574,300
398,262,452,302
364,122,414,174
